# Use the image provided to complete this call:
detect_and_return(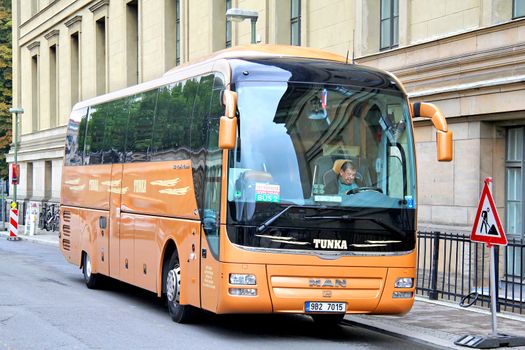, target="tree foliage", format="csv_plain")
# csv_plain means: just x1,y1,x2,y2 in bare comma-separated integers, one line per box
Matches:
0,1,11,179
